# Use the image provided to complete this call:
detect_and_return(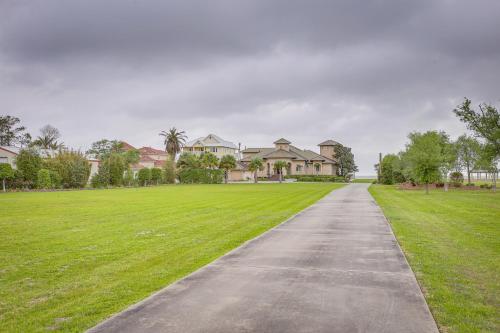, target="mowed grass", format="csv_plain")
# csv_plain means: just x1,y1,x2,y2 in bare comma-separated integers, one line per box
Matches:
350,178,375,183
0,183,342,332
369,185,499,333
